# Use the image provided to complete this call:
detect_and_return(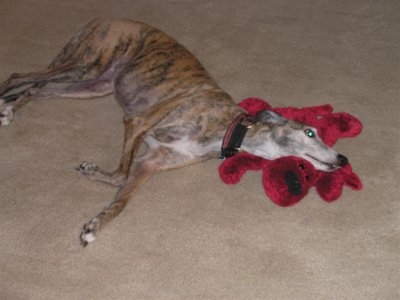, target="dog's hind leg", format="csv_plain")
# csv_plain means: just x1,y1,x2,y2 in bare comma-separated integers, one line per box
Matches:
0,77,112,126
0,63,89,97
0,81,47,104
0,64,85,126
23,79,113,100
